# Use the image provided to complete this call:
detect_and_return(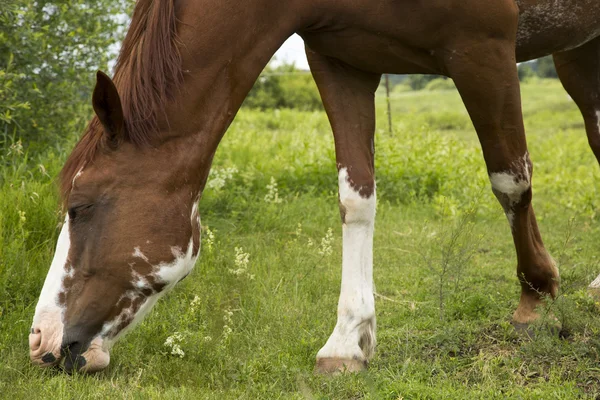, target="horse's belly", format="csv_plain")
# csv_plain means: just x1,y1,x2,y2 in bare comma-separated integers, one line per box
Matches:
301,0,600,74
515,0,600,61
302,29,444,75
